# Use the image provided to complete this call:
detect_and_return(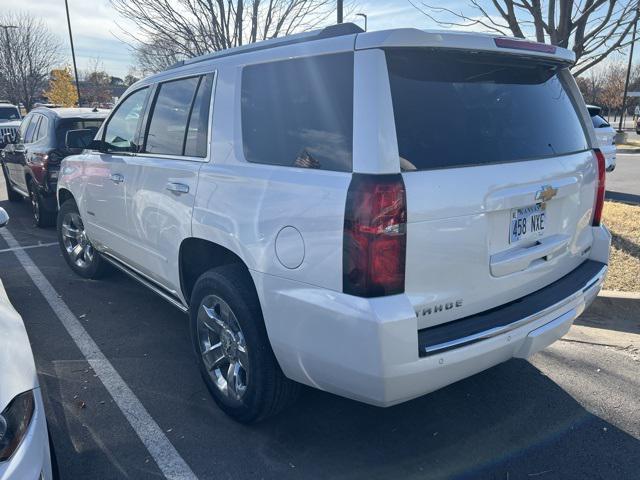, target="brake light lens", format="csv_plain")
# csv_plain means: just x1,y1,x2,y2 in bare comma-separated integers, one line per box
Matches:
592,149,606,226
494,37,557,54
343,174,406,297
